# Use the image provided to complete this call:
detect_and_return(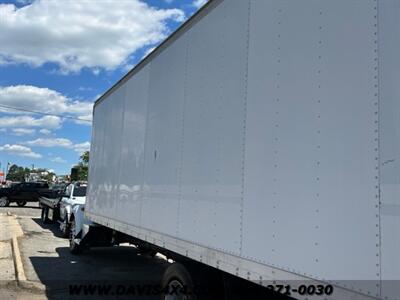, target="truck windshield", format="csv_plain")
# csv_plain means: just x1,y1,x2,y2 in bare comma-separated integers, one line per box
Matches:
73,186,87,197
